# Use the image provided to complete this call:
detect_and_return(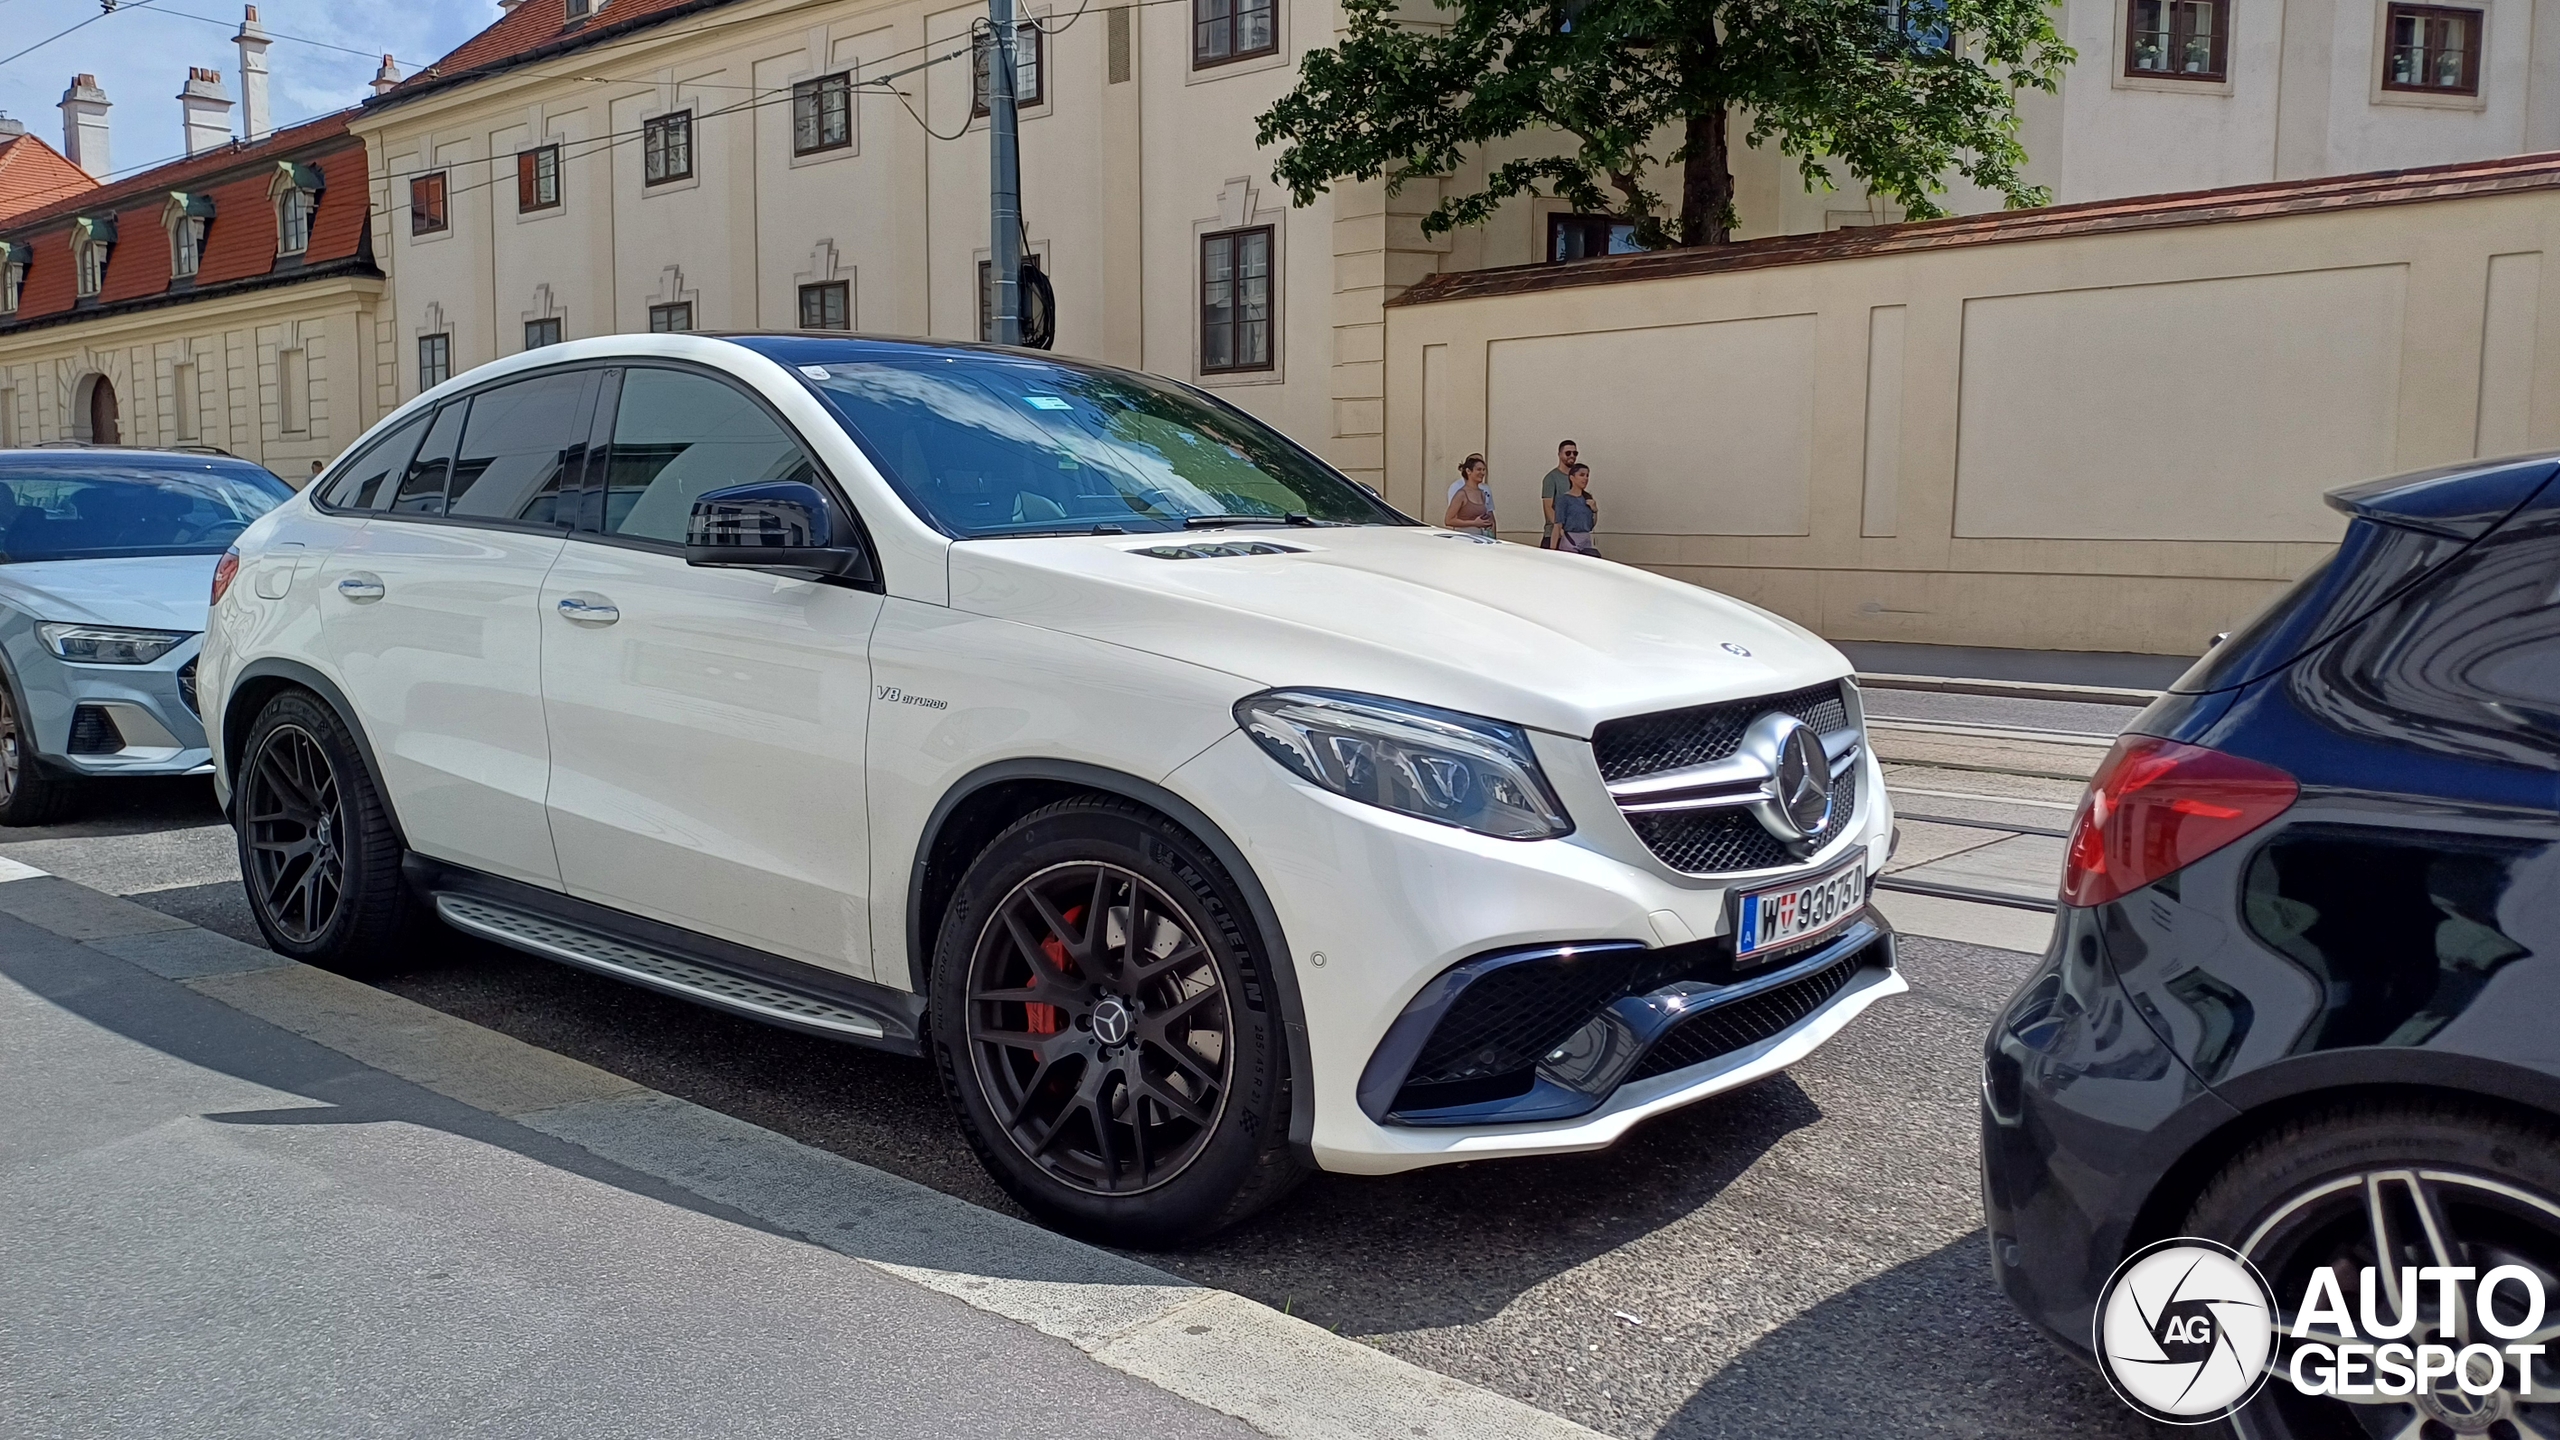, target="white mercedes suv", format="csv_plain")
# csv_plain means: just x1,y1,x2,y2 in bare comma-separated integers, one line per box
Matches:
201,334,1902,1242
